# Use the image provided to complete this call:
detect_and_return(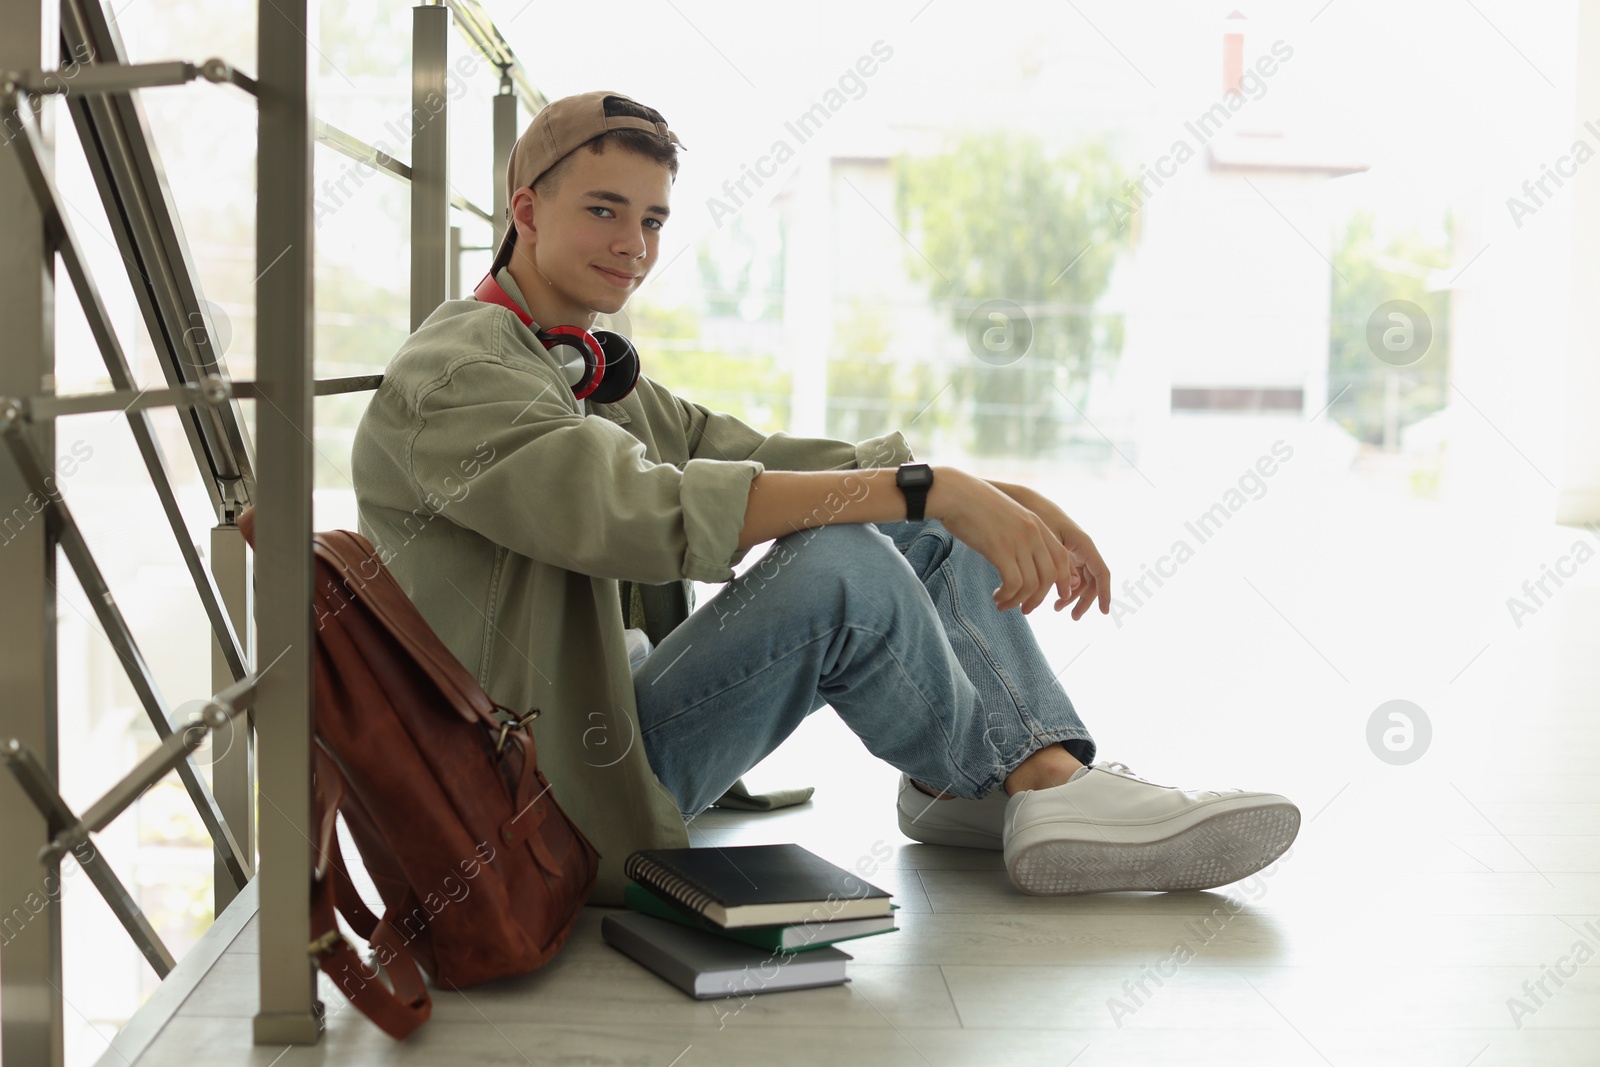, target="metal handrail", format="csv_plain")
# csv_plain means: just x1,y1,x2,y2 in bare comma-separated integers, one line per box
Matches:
315,119,495,224
444,0,547,118
0,0,544,1058
42,673,259,865
1,671,259,981
0,57,257,96
60,0,260,519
